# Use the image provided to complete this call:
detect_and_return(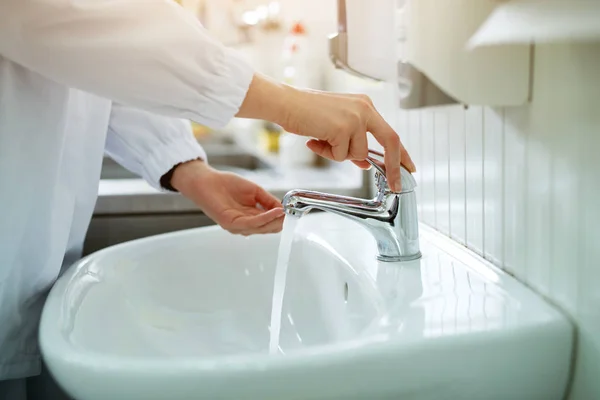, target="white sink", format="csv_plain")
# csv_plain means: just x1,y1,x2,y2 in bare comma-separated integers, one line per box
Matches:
40,214,573,400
